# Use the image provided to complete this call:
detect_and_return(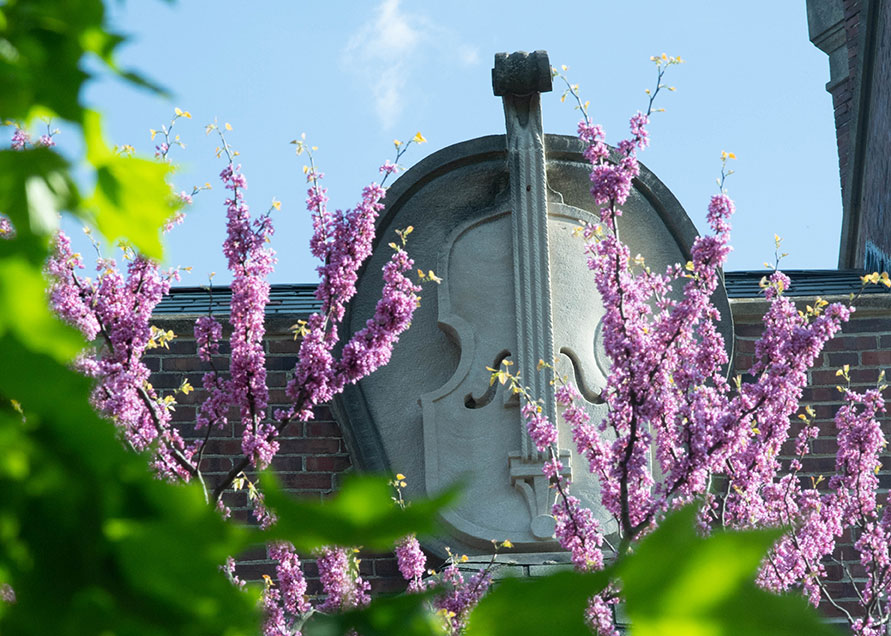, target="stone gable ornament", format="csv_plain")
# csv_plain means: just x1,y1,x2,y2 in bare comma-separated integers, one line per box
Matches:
333,50,733,557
